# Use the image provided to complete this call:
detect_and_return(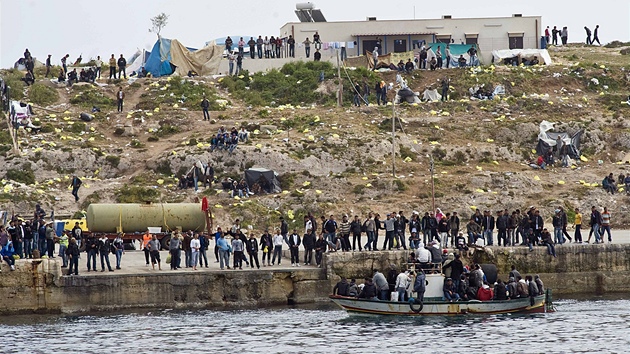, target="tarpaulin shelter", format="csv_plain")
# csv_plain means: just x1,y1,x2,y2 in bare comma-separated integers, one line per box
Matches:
536,120,583,159
244,168,281,194
127,49,151,75
492,49,552,65
422,43,481,67
144,38,223,77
